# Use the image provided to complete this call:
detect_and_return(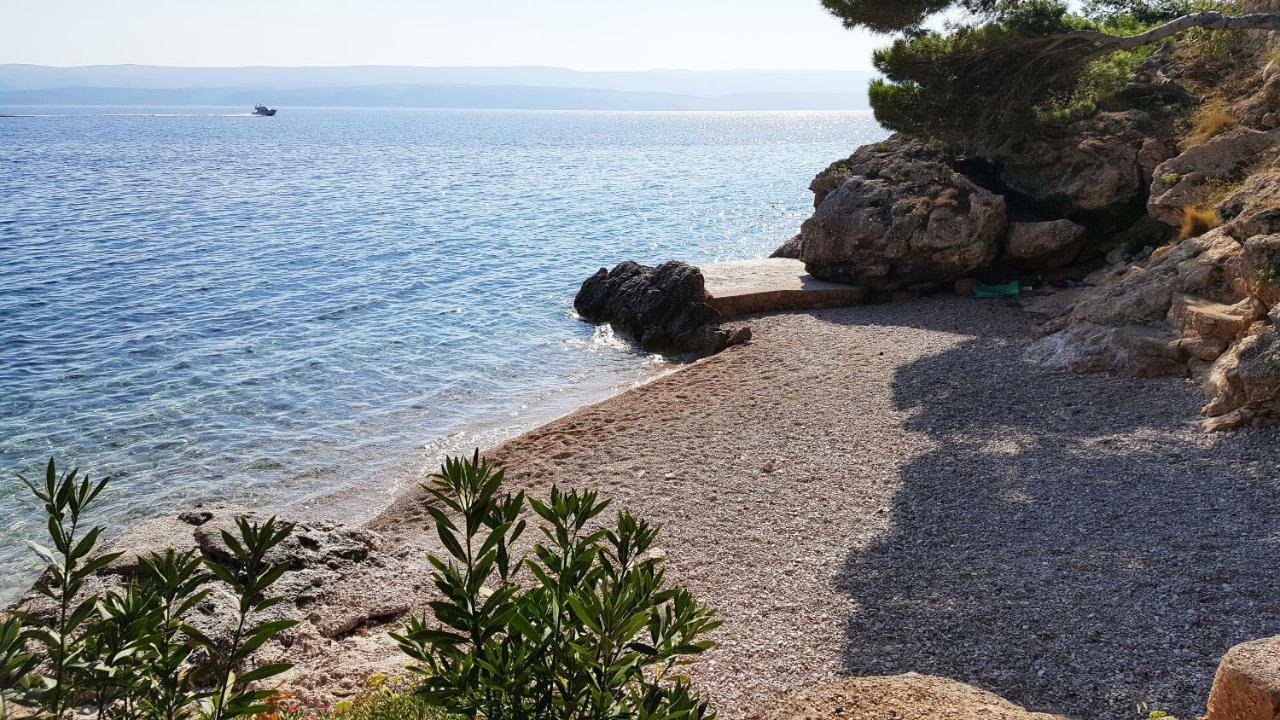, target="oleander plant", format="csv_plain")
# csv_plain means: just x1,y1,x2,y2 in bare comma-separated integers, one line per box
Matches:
0,459,297,720
393,451,722,720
